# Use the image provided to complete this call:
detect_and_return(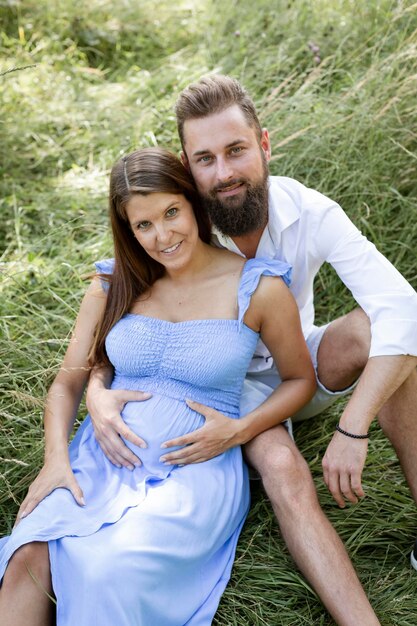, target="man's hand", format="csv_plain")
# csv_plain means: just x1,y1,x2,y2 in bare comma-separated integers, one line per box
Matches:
322,432,368,507
320,354,417,508
87,388,152,469
15,454,84,527
160,400,242,465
